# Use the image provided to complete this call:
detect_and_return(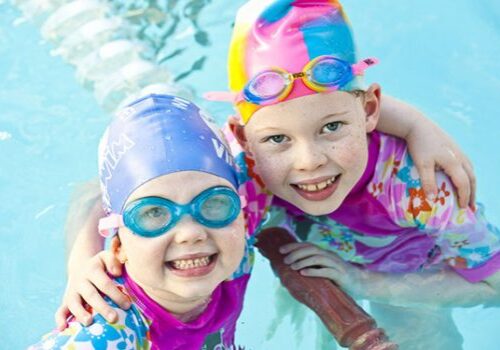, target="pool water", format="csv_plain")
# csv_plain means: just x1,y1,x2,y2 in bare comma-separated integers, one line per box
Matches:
0,0,499,349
